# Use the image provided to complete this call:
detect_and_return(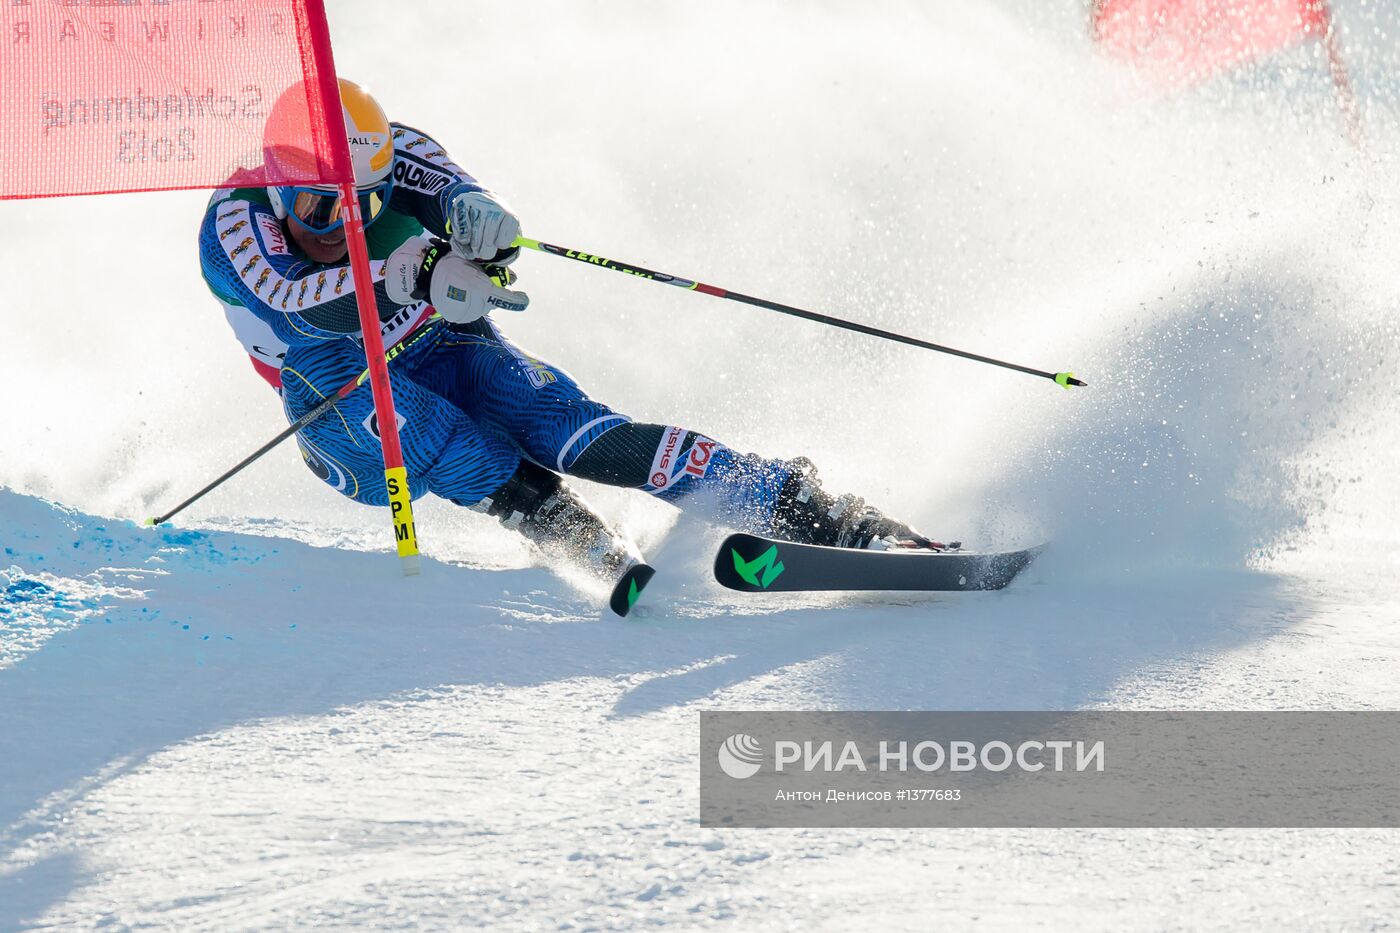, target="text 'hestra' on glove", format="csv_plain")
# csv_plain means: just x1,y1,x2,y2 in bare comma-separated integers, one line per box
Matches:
386,238,529,324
